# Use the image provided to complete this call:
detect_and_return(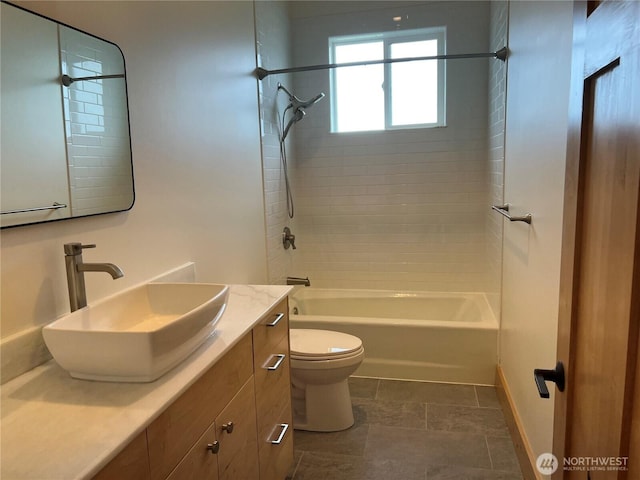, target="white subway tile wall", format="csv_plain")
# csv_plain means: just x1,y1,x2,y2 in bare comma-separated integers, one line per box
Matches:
60,26,133,217
486,1,508,317
255,0,297,285
288,2,493,292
